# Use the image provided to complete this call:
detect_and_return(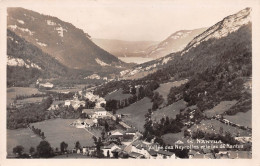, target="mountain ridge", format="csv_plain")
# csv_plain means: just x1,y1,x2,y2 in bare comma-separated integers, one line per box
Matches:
7,7,127,72
145,27,208,59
